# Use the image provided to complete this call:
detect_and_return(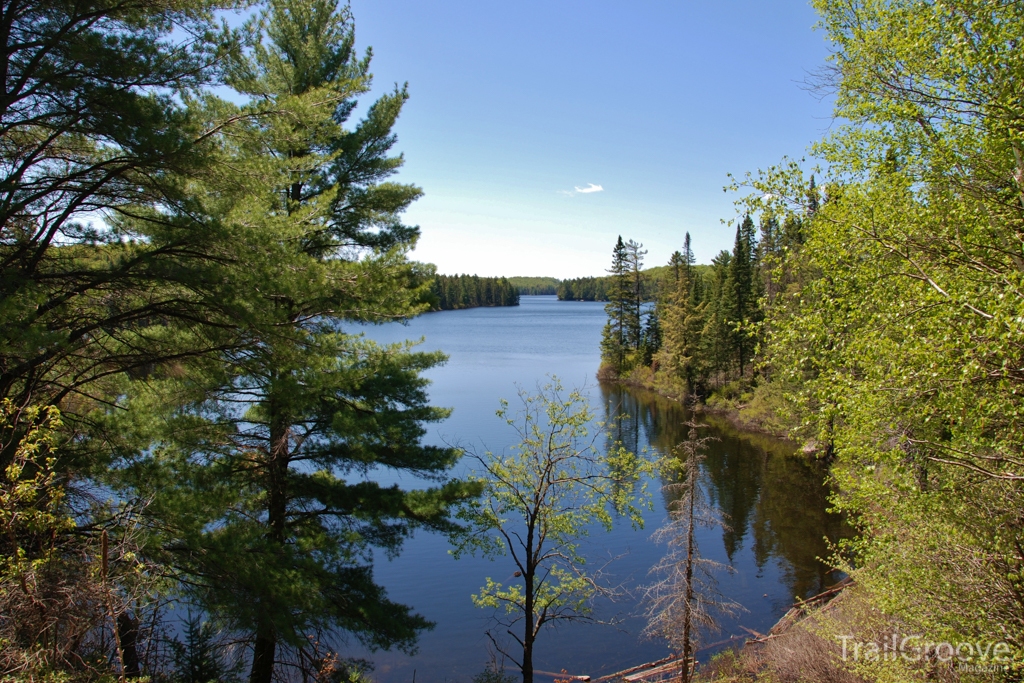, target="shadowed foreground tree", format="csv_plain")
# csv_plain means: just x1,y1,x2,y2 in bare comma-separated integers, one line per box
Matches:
454,380,650,683
102,1,478,682
0,0,244,423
